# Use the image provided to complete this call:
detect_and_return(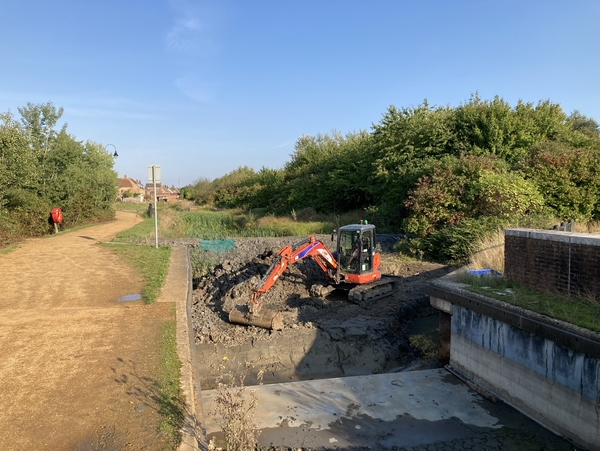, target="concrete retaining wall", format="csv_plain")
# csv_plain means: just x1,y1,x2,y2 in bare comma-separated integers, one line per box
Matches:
452,305,599,449
428,283,600,450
